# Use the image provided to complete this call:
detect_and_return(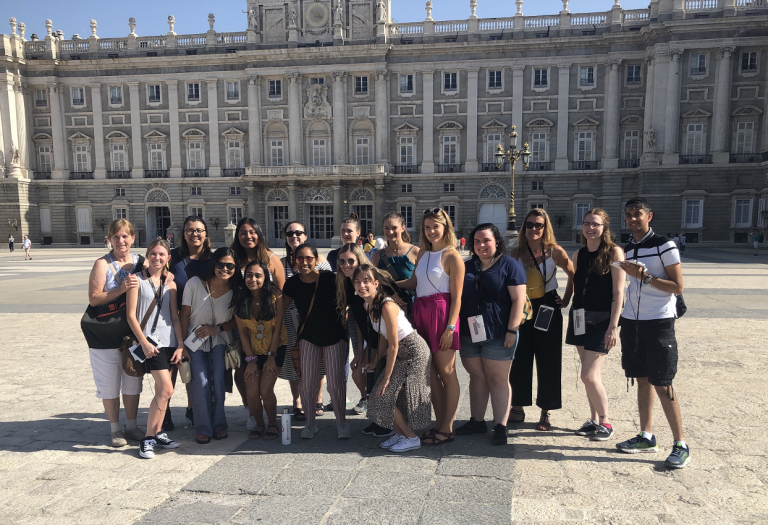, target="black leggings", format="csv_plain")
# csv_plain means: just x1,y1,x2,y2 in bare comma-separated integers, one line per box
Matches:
509,291,563,410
